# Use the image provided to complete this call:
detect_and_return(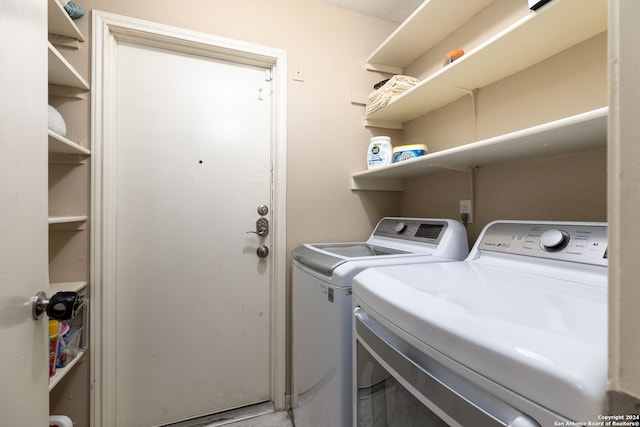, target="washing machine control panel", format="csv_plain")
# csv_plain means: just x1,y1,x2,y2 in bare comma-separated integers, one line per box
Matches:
478,222,608,266
373,218,447,244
